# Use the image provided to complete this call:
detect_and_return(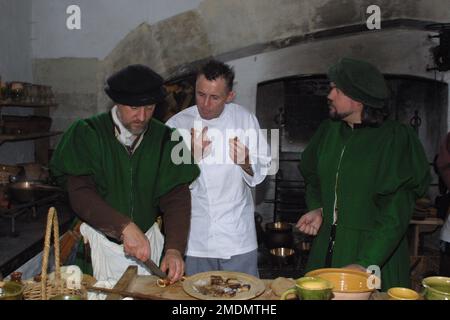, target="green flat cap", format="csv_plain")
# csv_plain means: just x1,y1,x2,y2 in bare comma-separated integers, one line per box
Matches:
328,57,389,108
